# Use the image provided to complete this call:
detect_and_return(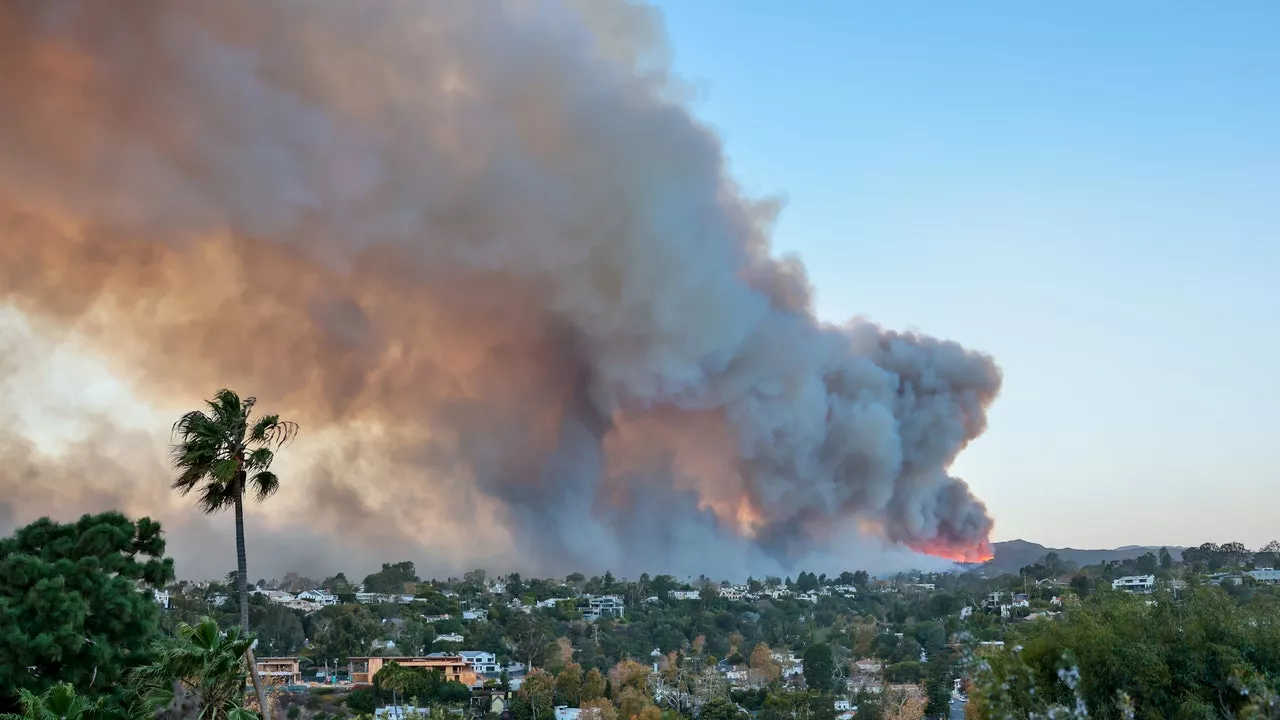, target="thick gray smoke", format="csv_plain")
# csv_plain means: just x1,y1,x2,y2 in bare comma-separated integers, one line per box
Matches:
0,0,1001,578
